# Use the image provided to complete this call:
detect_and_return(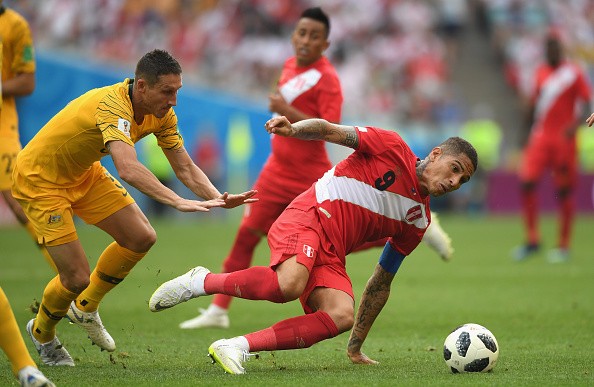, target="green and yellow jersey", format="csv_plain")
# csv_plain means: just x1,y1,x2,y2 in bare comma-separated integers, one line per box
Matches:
0,7,35,139
16,78,184,188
